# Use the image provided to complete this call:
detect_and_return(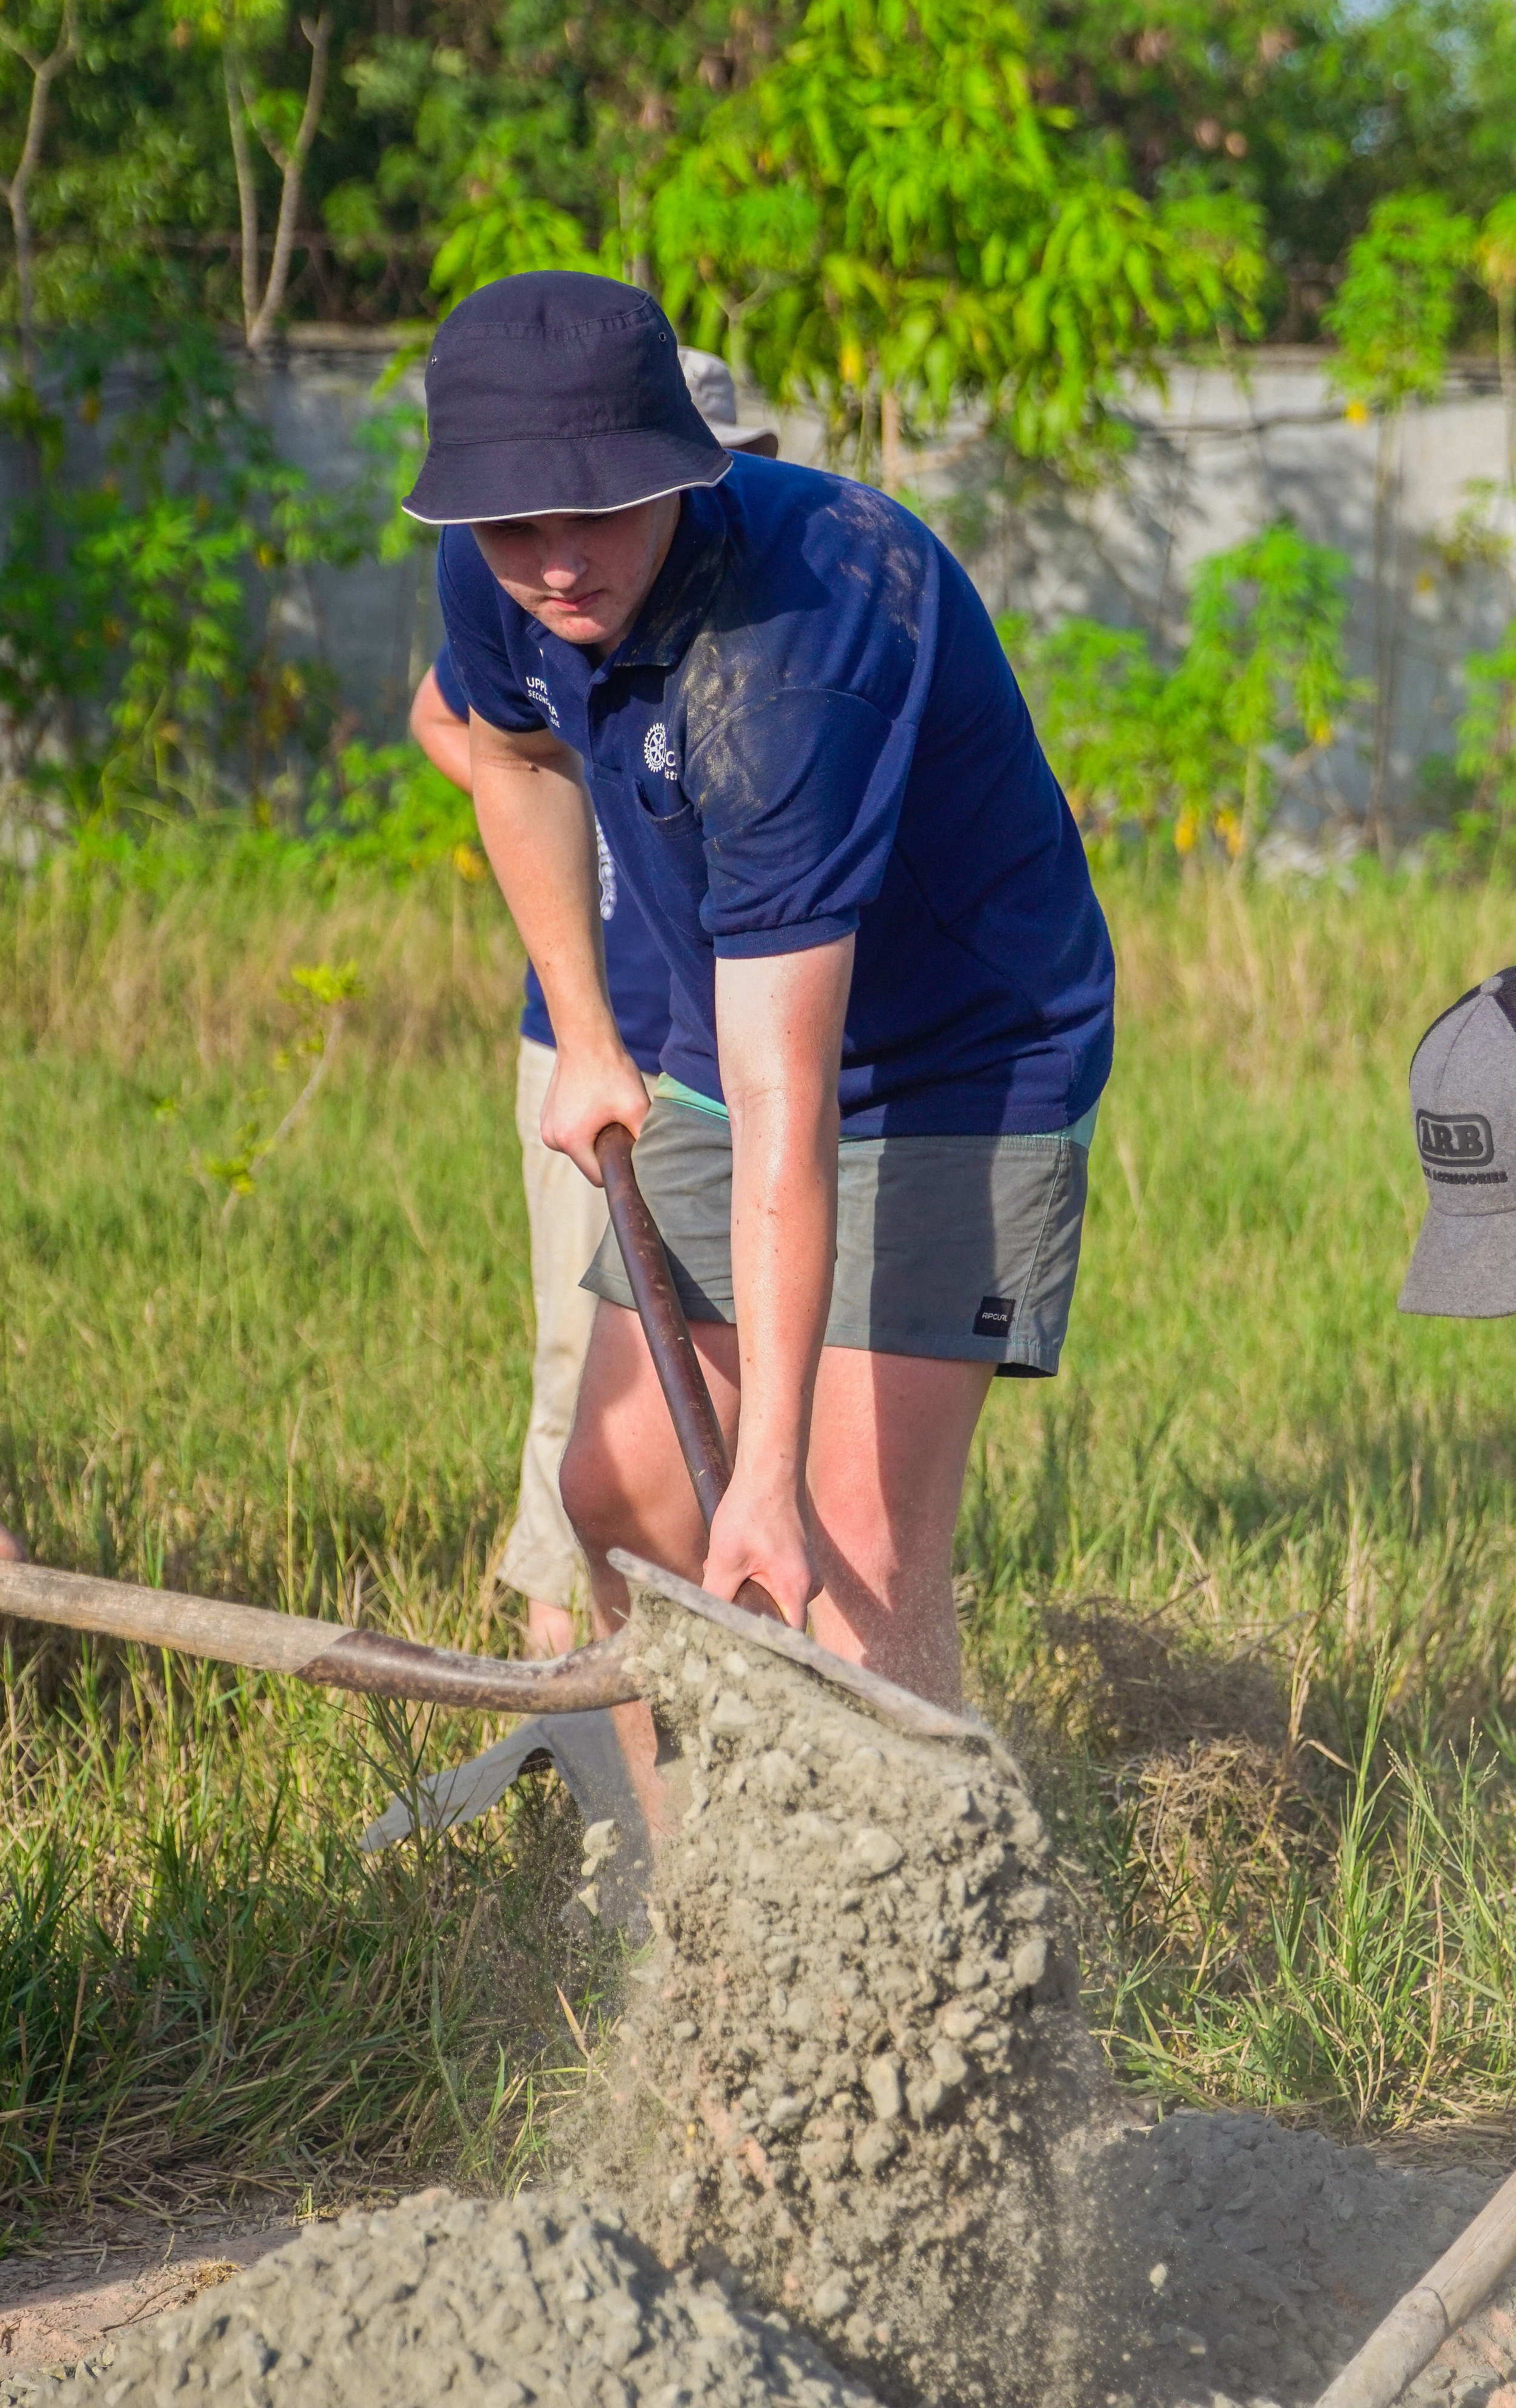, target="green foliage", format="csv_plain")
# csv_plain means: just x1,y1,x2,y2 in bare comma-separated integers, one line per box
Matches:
1418,617,1516,879
1323,190,1474,415
303,738,481,872
0,320,377,822
1006,520,1355,863
1475,194,1516,303
653,0,1264,473
0,0,1513,352
428,138,601,314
